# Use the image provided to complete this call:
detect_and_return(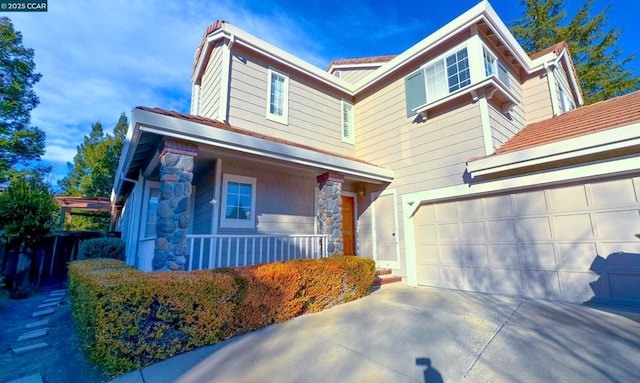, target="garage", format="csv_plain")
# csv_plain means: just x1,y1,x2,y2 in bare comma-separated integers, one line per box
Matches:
413,176,640,307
